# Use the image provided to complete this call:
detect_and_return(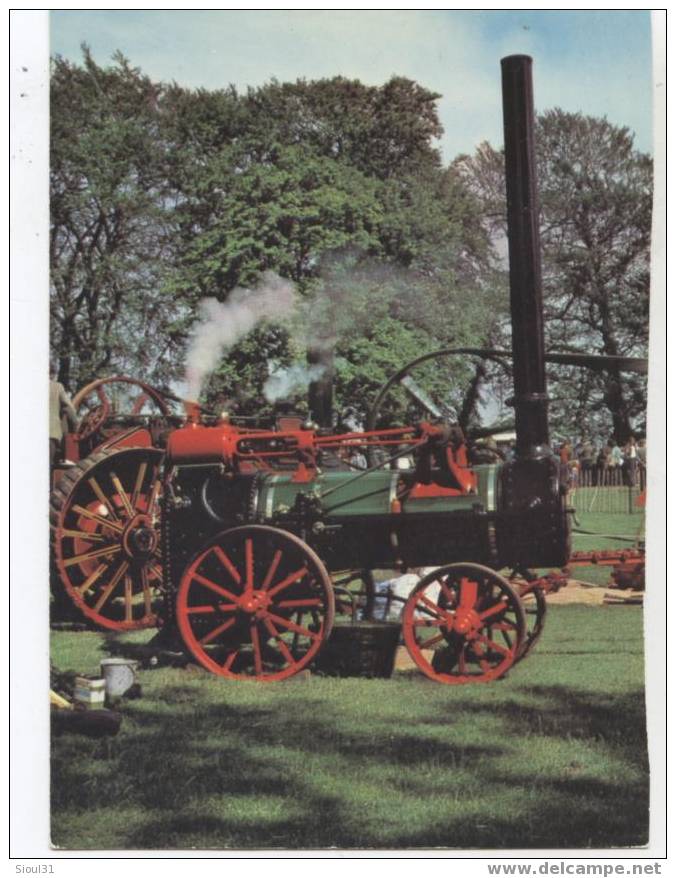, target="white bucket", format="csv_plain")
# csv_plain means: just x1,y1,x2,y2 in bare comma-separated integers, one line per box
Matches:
100,658,138,698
